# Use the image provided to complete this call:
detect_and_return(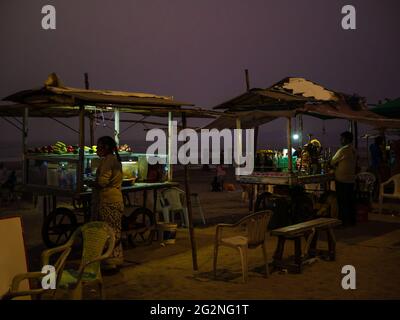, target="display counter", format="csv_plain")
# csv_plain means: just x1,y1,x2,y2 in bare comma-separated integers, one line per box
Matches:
25,152,168,194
